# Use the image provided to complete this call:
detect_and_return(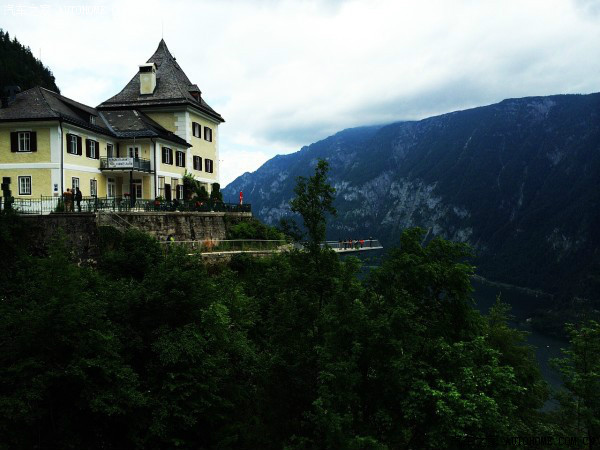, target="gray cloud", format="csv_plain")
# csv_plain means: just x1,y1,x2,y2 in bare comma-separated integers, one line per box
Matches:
2,0,600,185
